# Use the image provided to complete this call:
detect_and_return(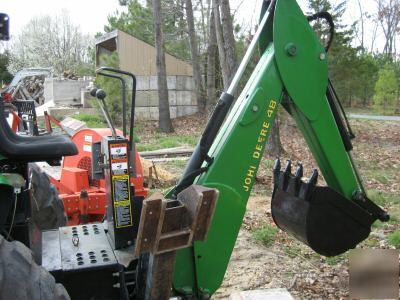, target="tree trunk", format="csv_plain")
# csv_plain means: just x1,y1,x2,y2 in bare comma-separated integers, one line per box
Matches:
206,9,217,105
185,0,206,112
220,0,237,83
356,0,364,52
266,115,284,157
152,0,173,133
213,0,229,89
